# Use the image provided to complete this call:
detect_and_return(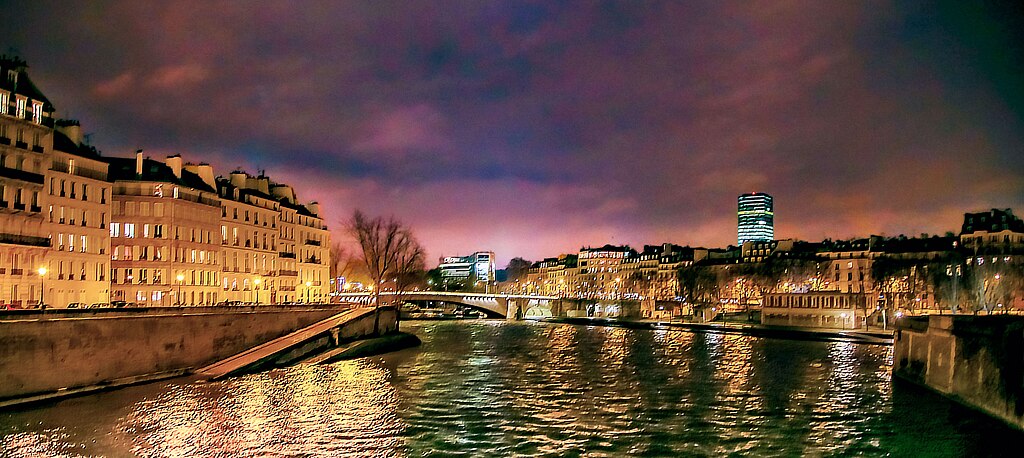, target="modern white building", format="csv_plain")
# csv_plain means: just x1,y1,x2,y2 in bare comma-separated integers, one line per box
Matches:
738,192,774,245
438,251,495,286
